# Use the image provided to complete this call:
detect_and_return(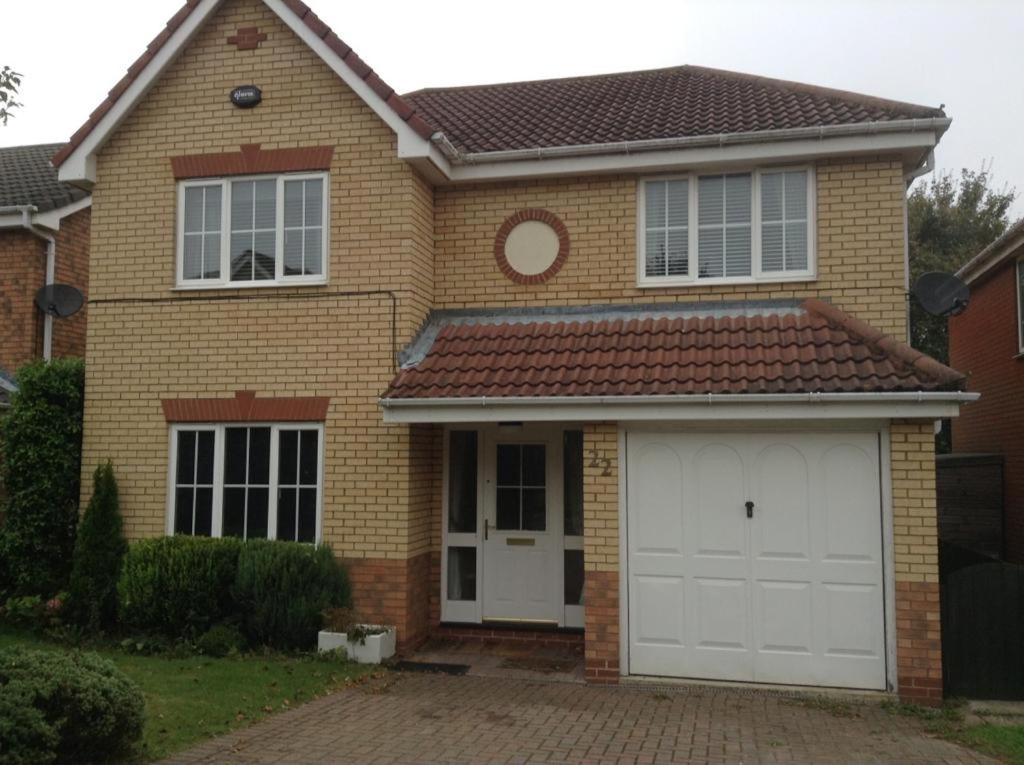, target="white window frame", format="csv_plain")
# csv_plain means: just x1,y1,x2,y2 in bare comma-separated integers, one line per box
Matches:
637,165,816,288
175,172,330,289
166,423,325,543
